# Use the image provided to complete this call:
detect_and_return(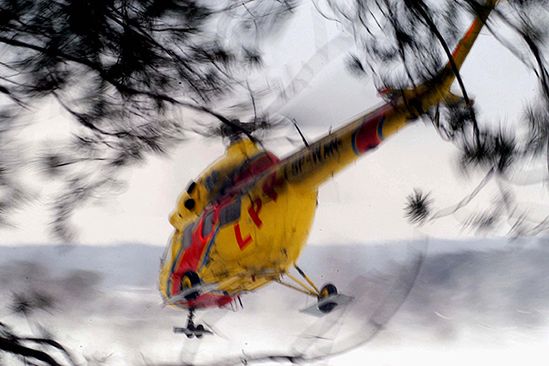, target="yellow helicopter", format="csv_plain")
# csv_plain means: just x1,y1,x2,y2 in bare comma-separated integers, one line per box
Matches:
159,0,498,337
